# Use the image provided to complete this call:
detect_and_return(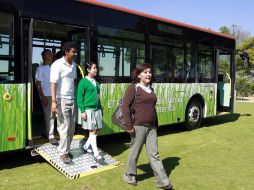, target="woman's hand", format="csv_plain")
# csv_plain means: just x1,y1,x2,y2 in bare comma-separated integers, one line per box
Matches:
81,112,87,121
127,128,135,137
